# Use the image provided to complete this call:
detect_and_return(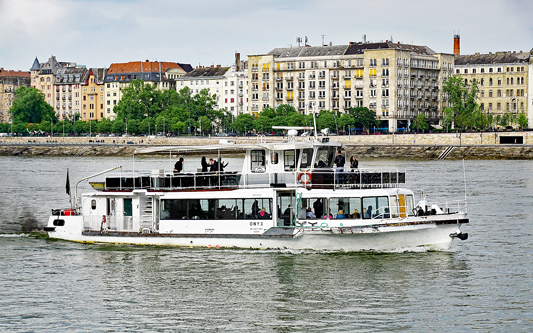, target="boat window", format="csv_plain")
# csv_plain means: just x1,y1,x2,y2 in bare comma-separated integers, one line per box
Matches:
161,198,271,220
328,197,362,219
362,196,389,219
243,198,272,219
216,199,239,219
124,198,132,217
271,152,278,165
284,150,298,171
405,195,414,216
300,198,326,219
390,196,399,218
251,150,265,171
91,199,96,210
314,147,335,168
188,199,215,220
300,148,313,169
